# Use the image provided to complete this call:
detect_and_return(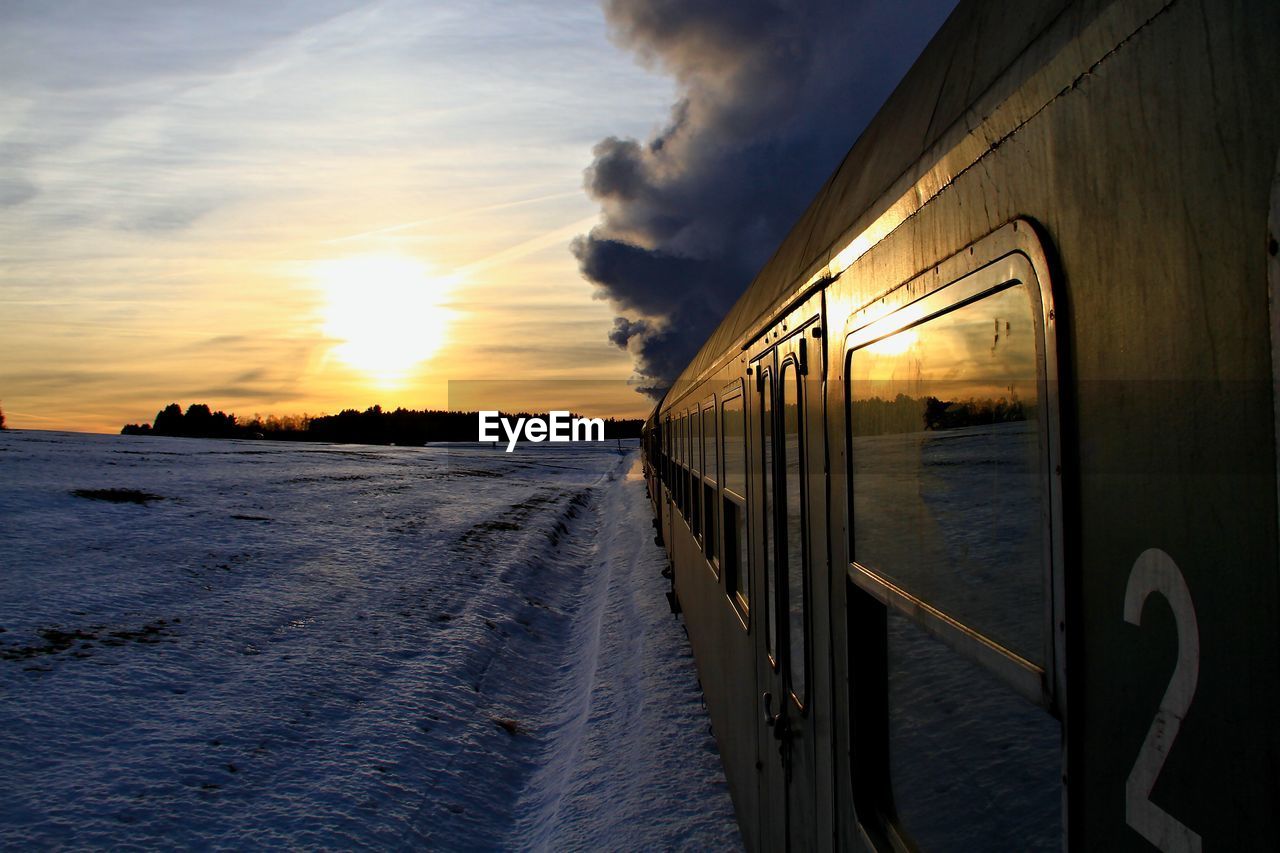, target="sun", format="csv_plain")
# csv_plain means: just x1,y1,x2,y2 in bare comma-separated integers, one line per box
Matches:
311,255,457,386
